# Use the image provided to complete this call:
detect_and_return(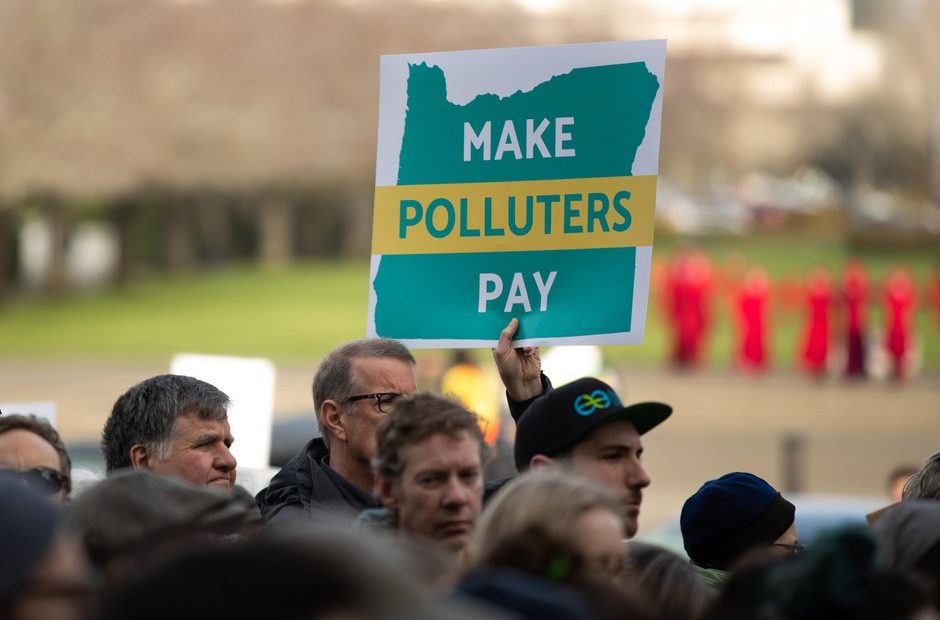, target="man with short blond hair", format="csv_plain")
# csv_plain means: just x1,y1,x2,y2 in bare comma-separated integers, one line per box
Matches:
357,393,485,561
